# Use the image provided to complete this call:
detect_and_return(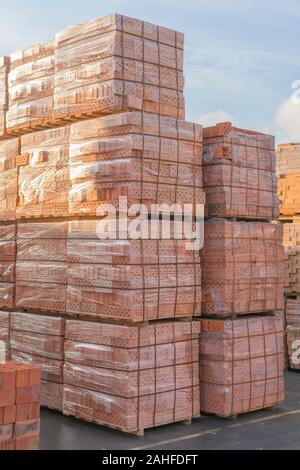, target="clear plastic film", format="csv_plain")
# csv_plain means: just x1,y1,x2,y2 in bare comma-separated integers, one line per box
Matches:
70,134,201,166
6,97,54,127
41,381,63,411
203,163,279,219
10,312,65,336
55,30,183,72
199,315,285,417
10,330,64,360
13,420,40,440
0,262,15,283
69,180,205,216
17,165,69,218
64,337,198,371
66,283,201,321
64,361,198,398
287,323,300,370
54,78,185,120
65,319,200,346
16,280,66,313
16,260,67,285
203,126,277,219
201,219,284,315
0,311,9,328
0,311,9,356
278,174,300,217
9,74,54,106
17,128,70,217
55,14,184,49
10,350,63,383
55,58,184,93
69,158,202,187
0,283,14,309
0,240,16,261
18,221,68,240
67,236,200,265
69,112,202,144
67,263,201,289
10,40,55,68
63,384,199,432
